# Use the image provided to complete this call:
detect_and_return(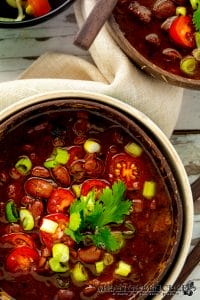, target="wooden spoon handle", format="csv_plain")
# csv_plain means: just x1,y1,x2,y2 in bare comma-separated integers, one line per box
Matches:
74,0,118,50
163,176,200,300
